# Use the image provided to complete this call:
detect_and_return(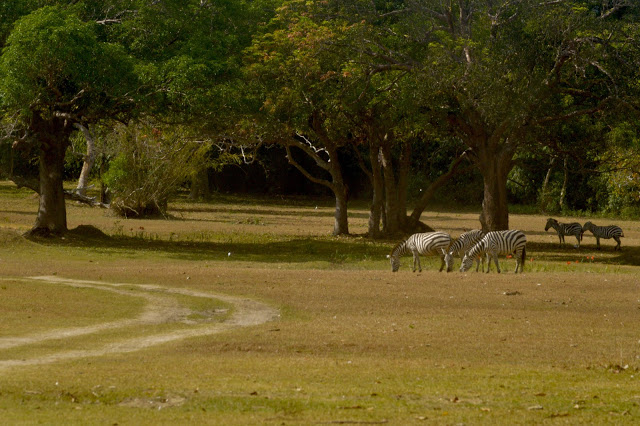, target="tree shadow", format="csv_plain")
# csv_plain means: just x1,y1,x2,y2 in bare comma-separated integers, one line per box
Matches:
23,225,640,268
28,225,389,264
527,241,640,267
170,206,370,221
